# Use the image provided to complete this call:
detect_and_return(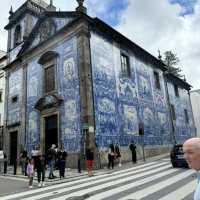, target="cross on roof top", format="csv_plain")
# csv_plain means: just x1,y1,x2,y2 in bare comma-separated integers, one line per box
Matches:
76,0,87,13
77,0,84,7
